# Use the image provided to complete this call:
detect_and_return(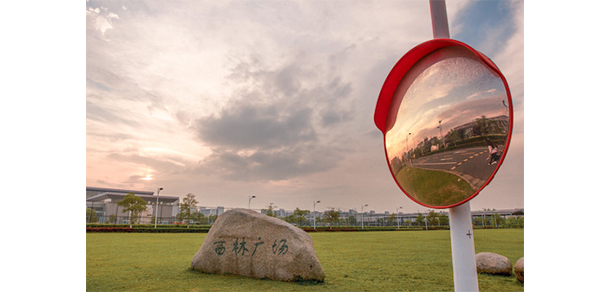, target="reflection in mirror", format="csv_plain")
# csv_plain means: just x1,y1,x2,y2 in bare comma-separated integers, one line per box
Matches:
385,46,510,208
